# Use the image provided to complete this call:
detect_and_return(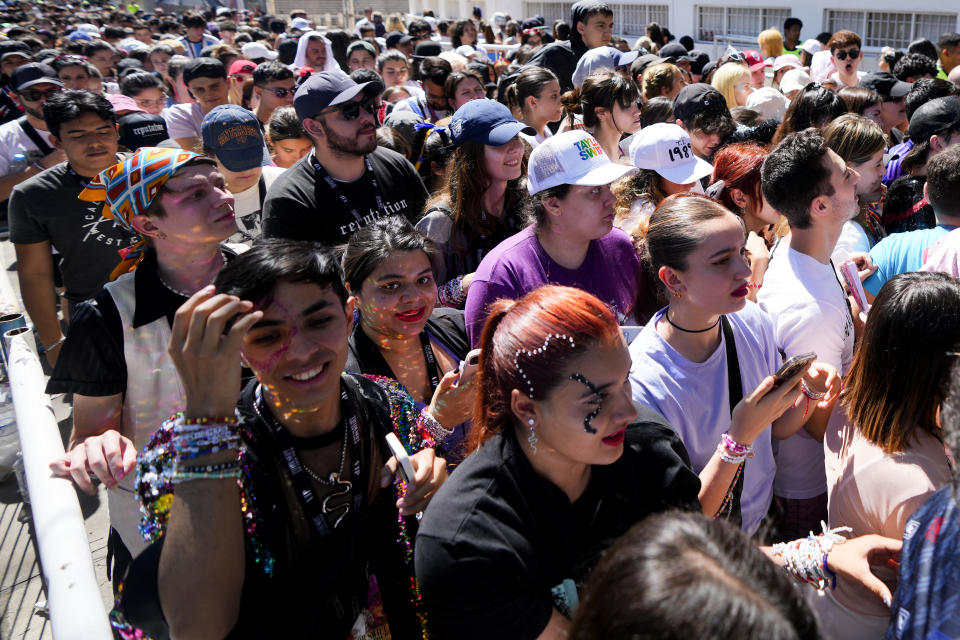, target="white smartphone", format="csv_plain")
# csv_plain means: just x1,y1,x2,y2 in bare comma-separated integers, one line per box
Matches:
385,432,415,484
